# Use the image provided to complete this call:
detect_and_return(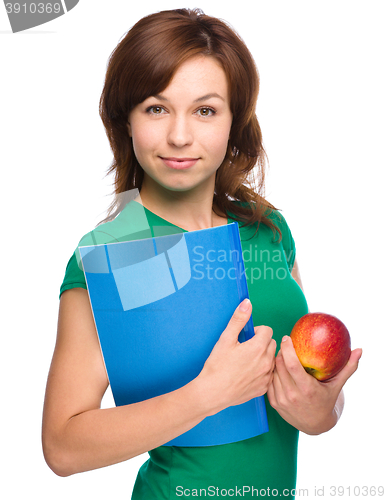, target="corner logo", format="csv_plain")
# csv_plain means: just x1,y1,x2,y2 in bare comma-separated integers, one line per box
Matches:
4,0,79,33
